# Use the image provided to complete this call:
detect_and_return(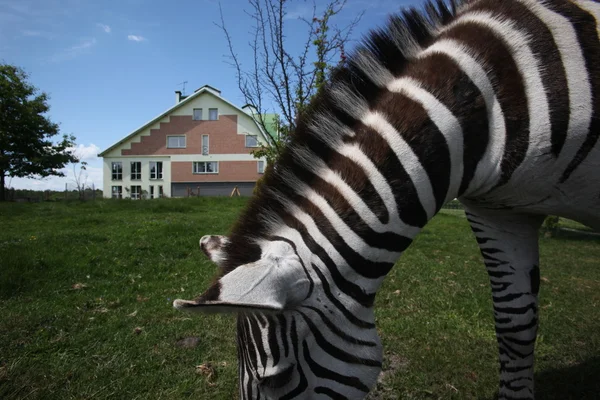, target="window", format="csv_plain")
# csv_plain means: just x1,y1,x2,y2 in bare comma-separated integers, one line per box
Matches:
167,135,186,148
245,135,259,147
193,108,203,120
111,162,122,180
130,185,142,200
208,108,218,120
193,161,218,174
150,161,163,179
202,135,209,155
111,186,122,199
158,185,164,198
258,160,265,174
130,161,141,180
149,186,155,199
